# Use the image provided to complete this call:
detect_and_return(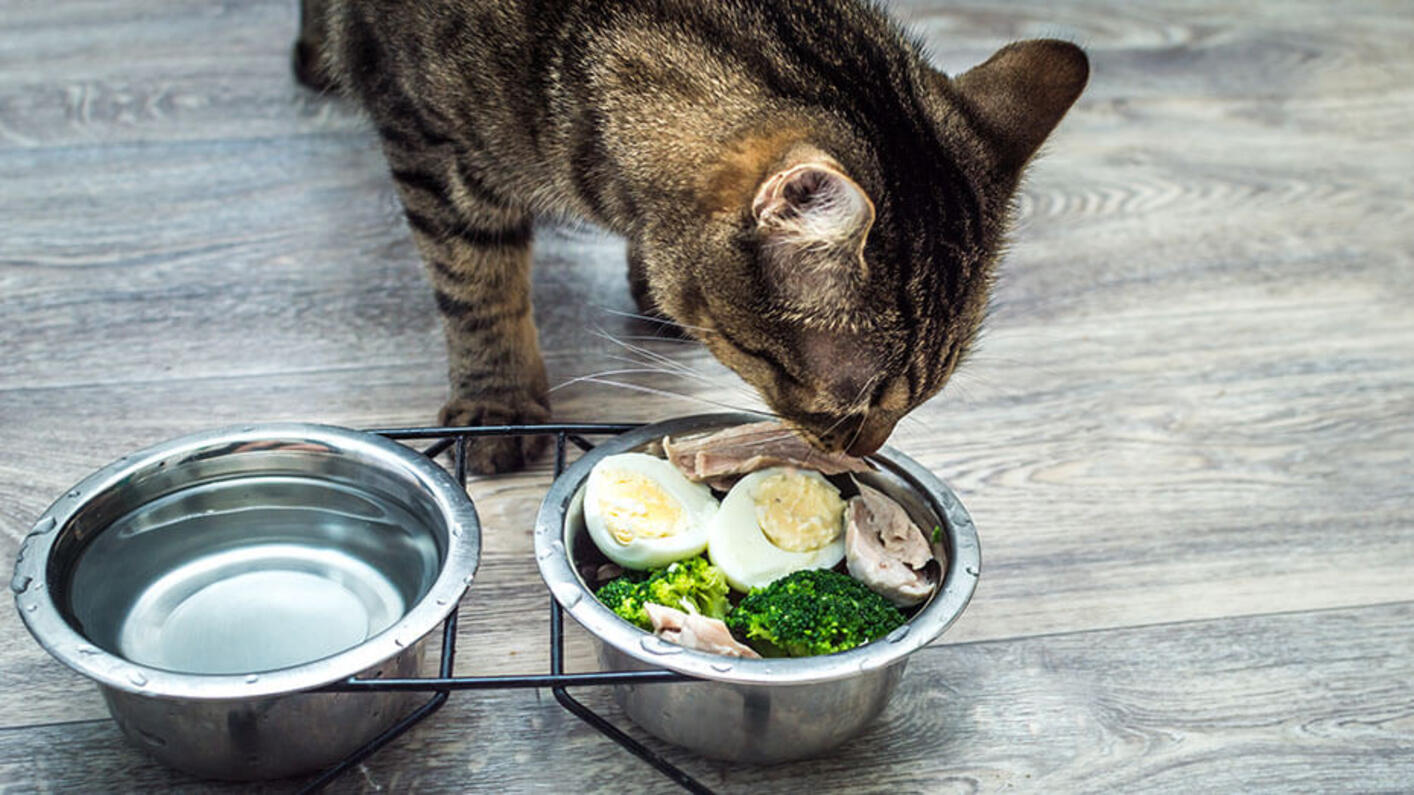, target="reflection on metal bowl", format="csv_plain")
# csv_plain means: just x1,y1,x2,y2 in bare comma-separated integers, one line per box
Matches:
534,413,981,763
14,424,480,780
